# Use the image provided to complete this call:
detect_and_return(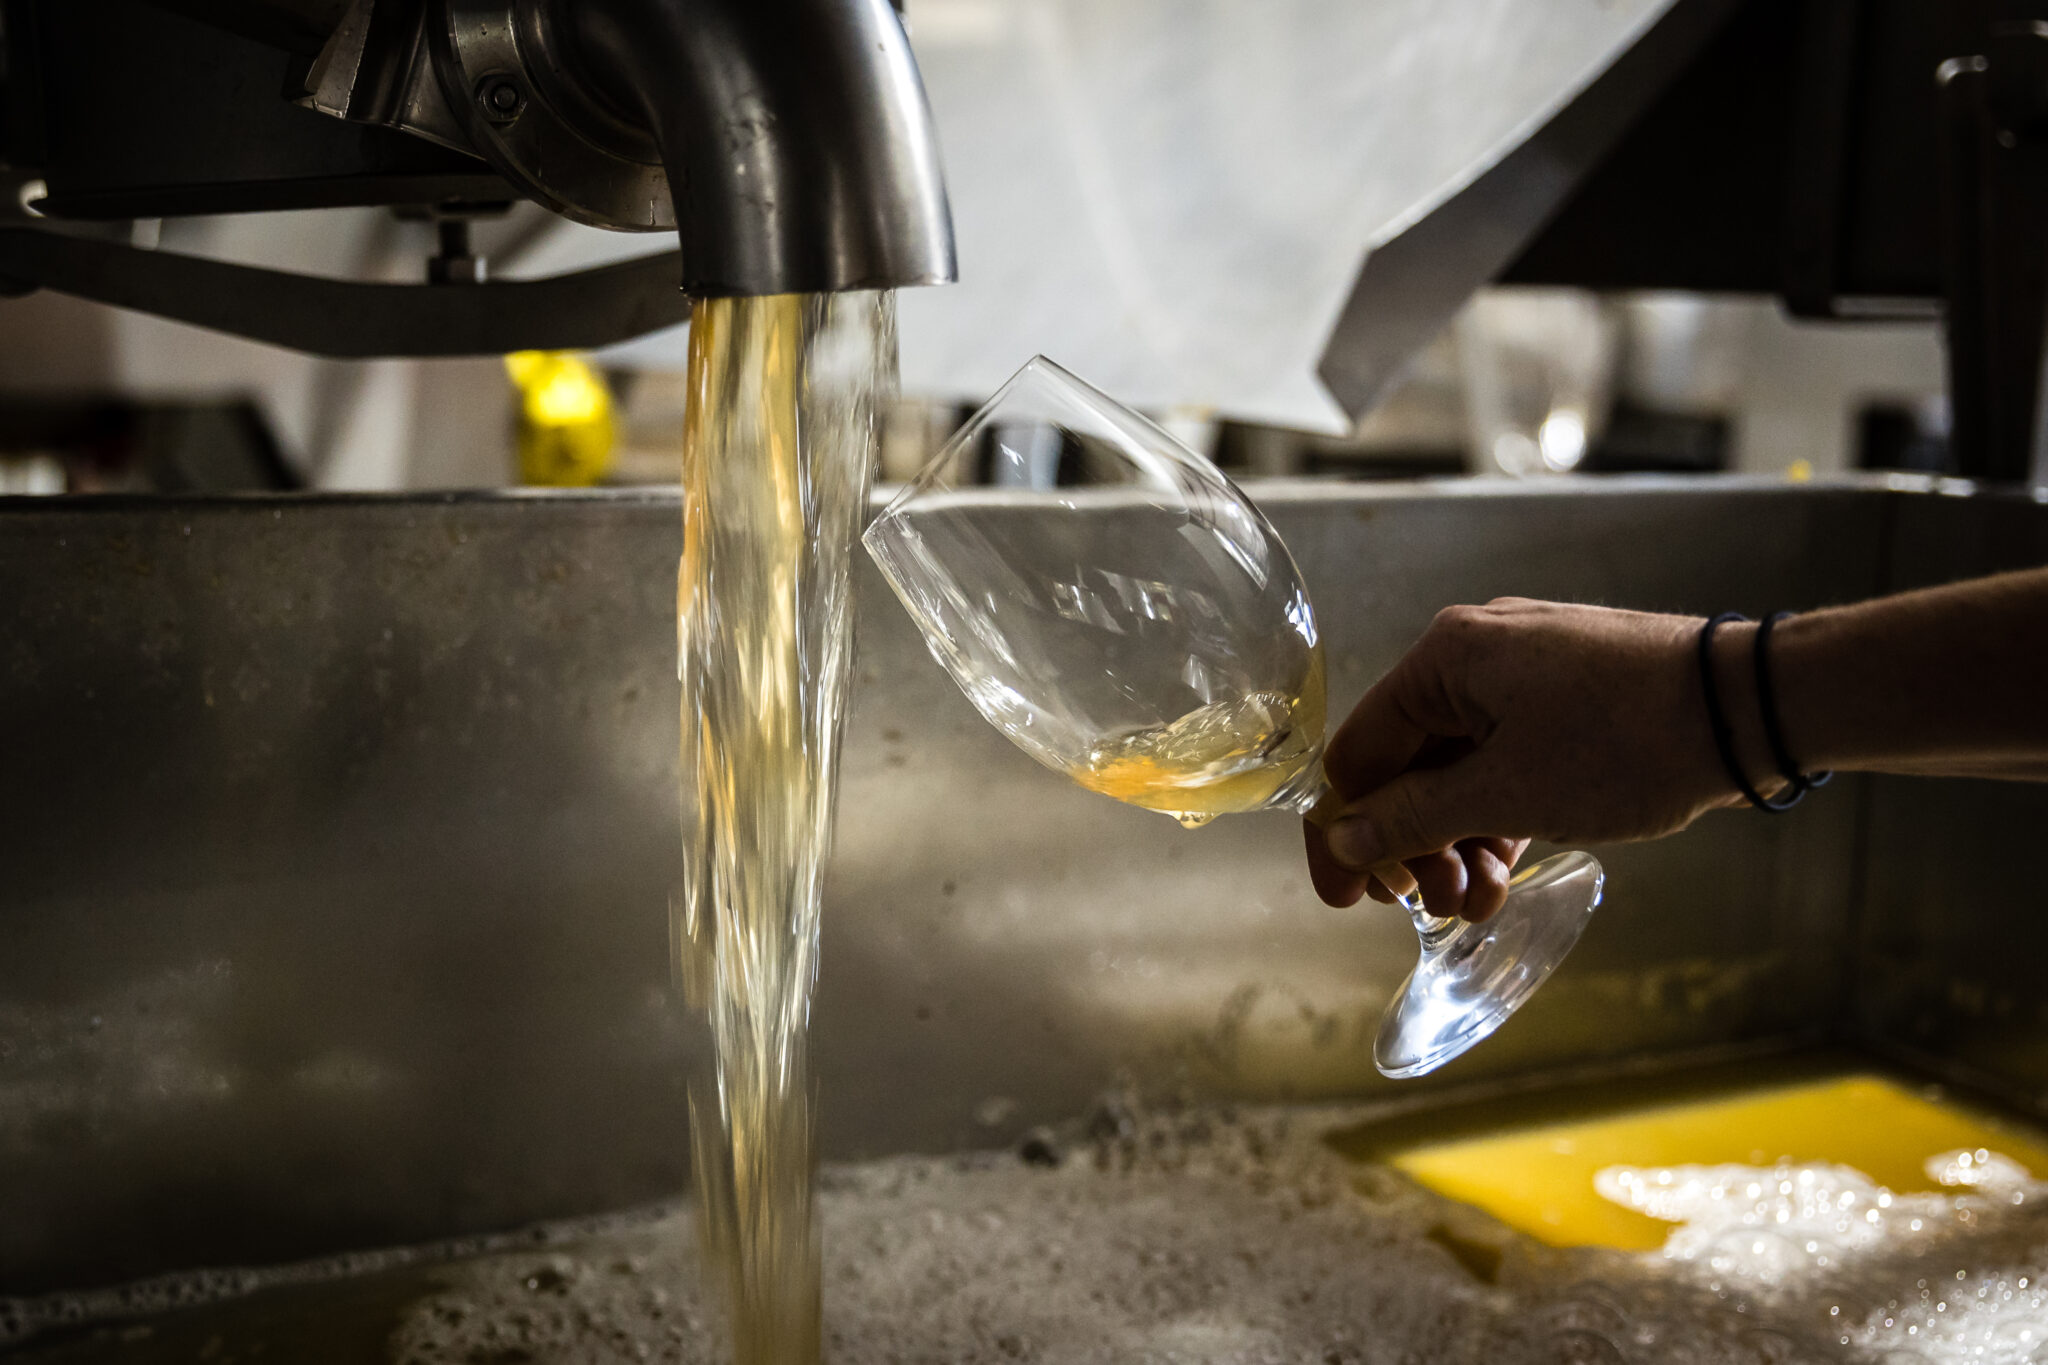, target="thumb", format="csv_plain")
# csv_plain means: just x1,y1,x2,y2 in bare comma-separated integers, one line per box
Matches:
1323,763,1483,871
